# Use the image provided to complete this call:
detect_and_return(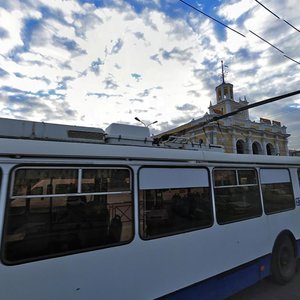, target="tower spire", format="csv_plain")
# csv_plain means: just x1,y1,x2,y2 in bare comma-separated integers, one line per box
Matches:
215,61,233,103
221,60,225,83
